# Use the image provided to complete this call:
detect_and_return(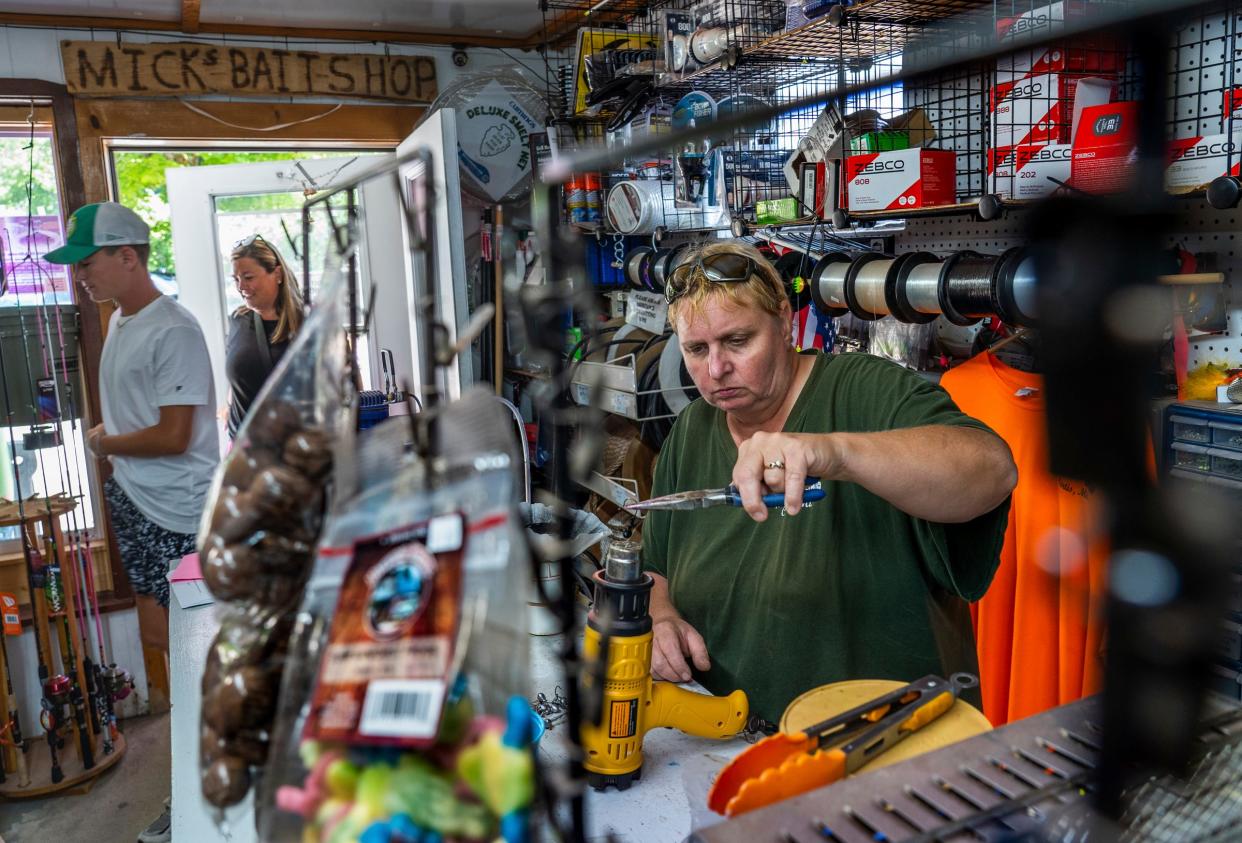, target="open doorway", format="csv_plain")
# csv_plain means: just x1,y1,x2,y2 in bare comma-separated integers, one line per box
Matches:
109,145,390,442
